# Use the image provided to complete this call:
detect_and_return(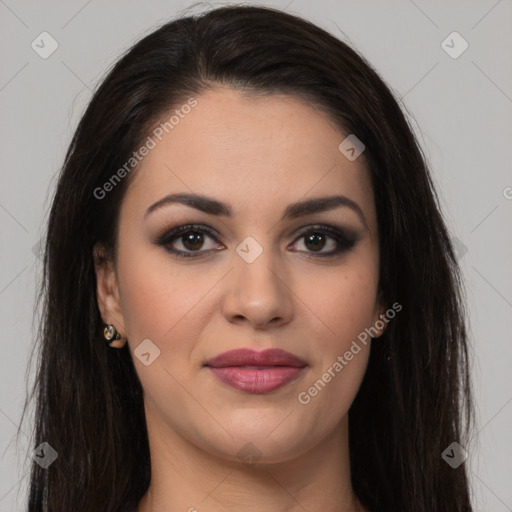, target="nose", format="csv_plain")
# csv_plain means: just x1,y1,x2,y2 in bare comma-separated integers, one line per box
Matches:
222,248,294,330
